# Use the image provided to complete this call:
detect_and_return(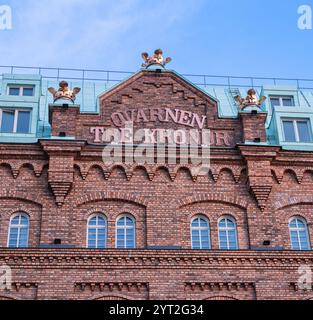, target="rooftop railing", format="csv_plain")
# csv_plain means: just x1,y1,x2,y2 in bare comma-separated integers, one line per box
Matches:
1,65,313,90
